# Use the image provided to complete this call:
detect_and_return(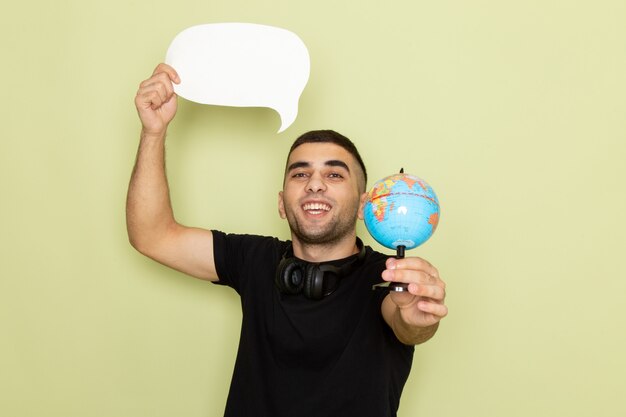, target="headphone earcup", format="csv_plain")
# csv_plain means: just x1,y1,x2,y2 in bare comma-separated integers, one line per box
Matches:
303,264,325,300
275,258,305,295
275,238,366,300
